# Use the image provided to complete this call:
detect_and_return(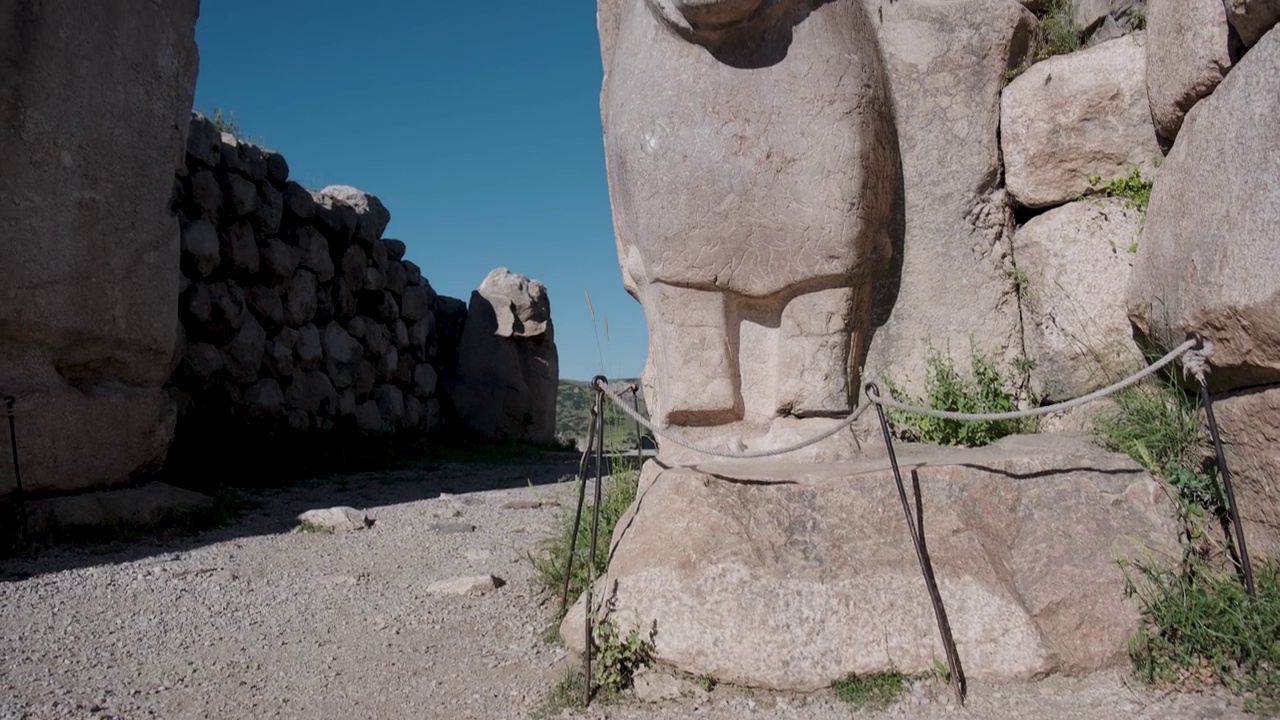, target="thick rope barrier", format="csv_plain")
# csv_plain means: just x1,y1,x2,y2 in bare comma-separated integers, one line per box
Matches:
594,337,1205,460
